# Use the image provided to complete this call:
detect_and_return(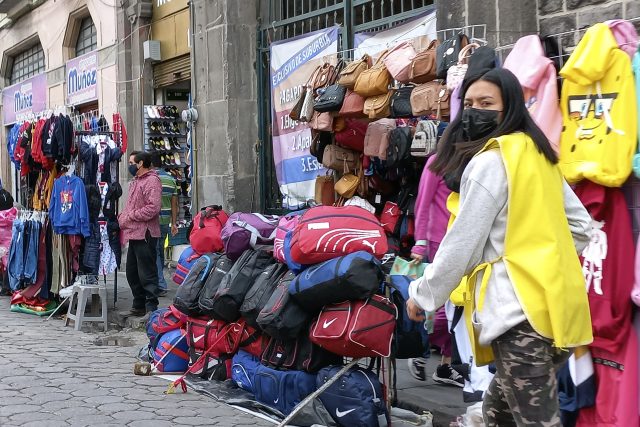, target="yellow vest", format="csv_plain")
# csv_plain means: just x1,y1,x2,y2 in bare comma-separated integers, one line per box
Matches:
447,132,593,365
